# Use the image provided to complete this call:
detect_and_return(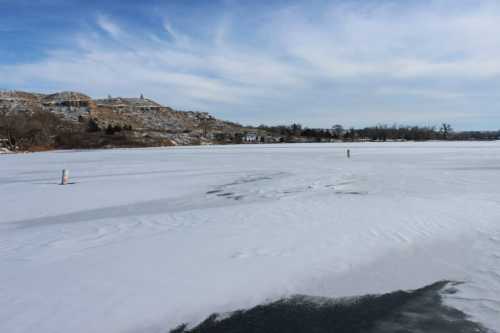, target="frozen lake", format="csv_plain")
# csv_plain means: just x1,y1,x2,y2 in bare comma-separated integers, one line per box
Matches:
1,142,500,332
